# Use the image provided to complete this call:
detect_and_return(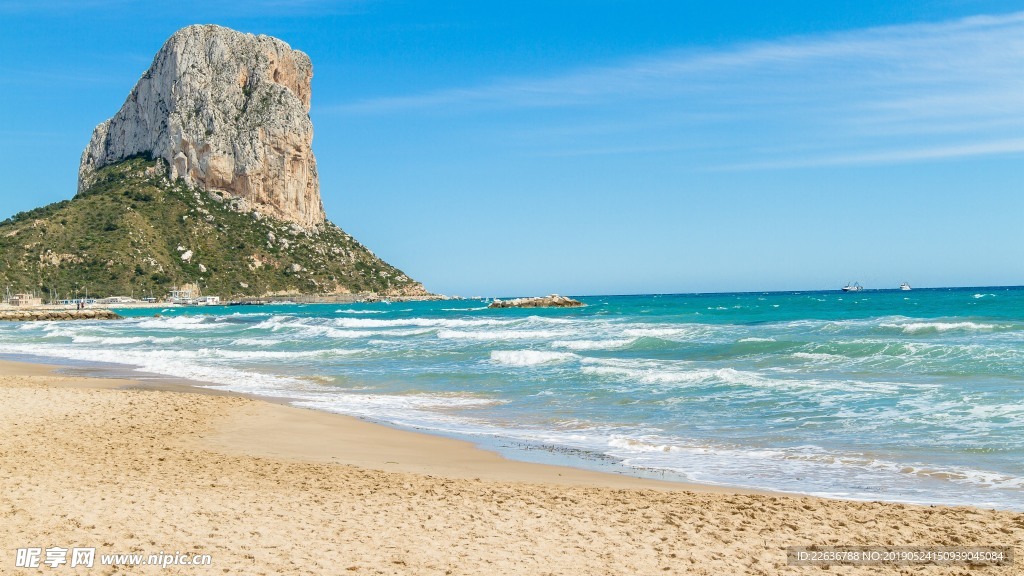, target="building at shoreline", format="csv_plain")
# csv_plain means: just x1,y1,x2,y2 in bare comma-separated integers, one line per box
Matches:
9,294,42,307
